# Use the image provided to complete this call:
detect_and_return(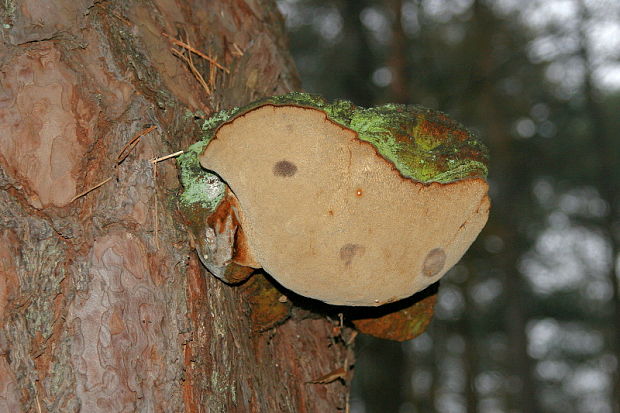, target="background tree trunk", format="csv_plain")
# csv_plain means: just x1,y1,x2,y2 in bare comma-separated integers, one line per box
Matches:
0,1,351,411
467,1,540,412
